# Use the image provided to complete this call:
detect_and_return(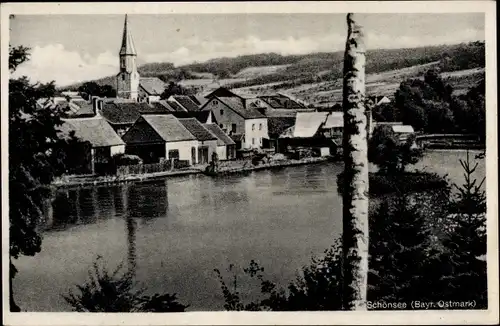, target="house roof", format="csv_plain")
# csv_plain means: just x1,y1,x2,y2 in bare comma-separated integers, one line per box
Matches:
140,101,174,114
172,95,200,112
178,118,217,141
59,118,125,147
267,116,296,138
100,102,141,125
293,112,343,138
258,95,306,109
170,111,213,124
204,124,236,146
204,87,241,99
189,95,207,106
65,99,95,118
391,125,415,134
217,96,266,119
142,114,196,142
140,77,166,95
167,101,187,112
